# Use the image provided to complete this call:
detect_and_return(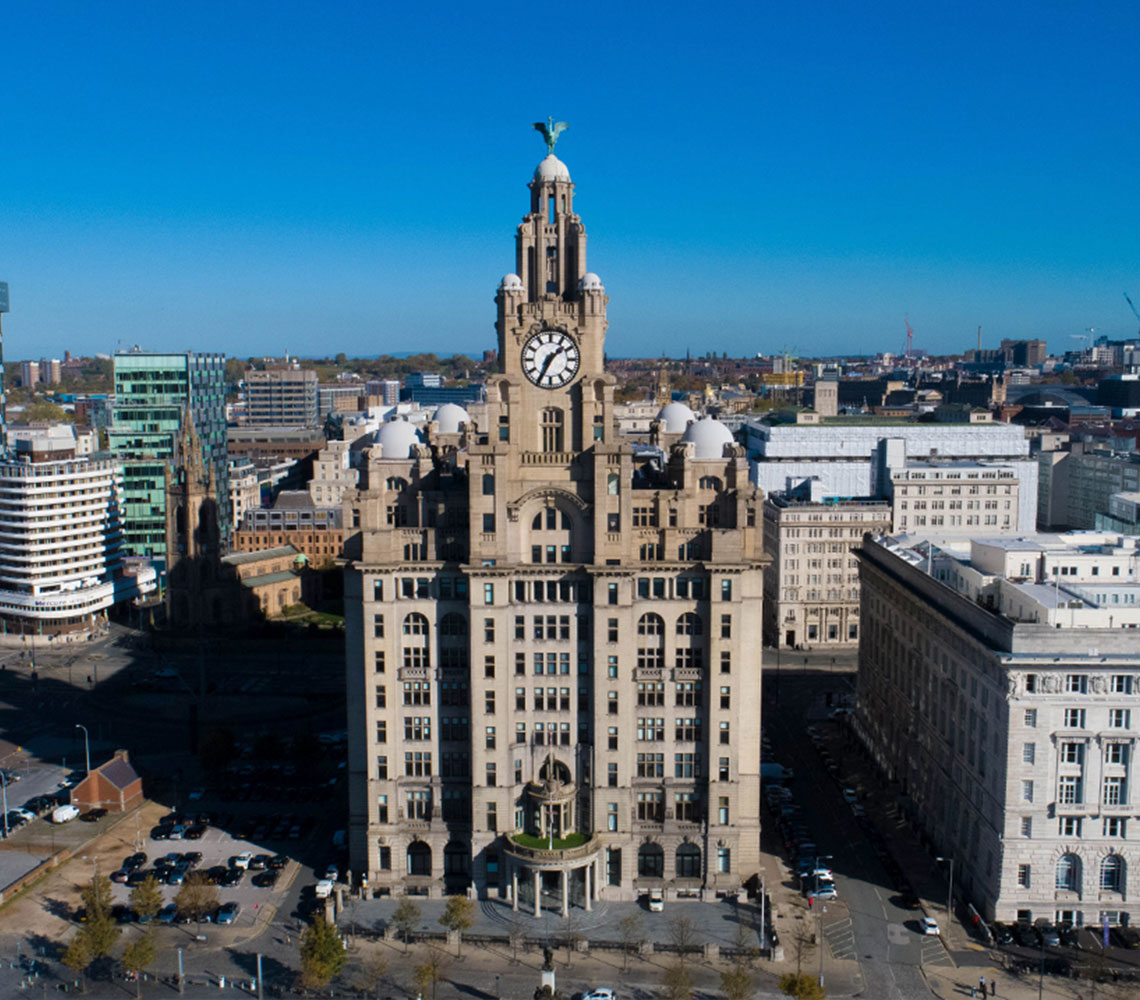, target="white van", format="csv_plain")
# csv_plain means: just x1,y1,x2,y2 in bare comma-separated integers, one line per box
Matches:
51,805,80,824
